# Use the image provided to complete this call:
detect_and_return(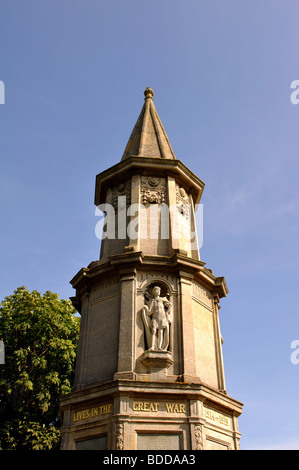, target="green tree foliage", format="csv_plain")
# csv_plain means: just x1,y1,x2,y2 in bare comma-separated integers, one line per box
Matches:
0,286,80,450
